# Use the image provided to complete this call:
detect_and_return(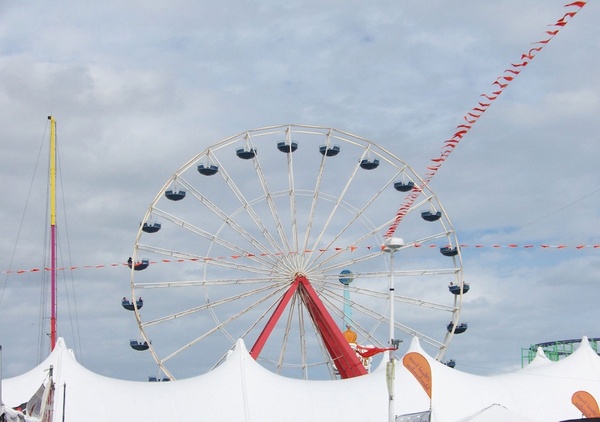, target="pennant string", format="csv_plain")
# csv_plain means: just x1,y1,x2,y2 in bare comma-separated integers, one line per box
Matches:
2,243,598,276
383,0,587,239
